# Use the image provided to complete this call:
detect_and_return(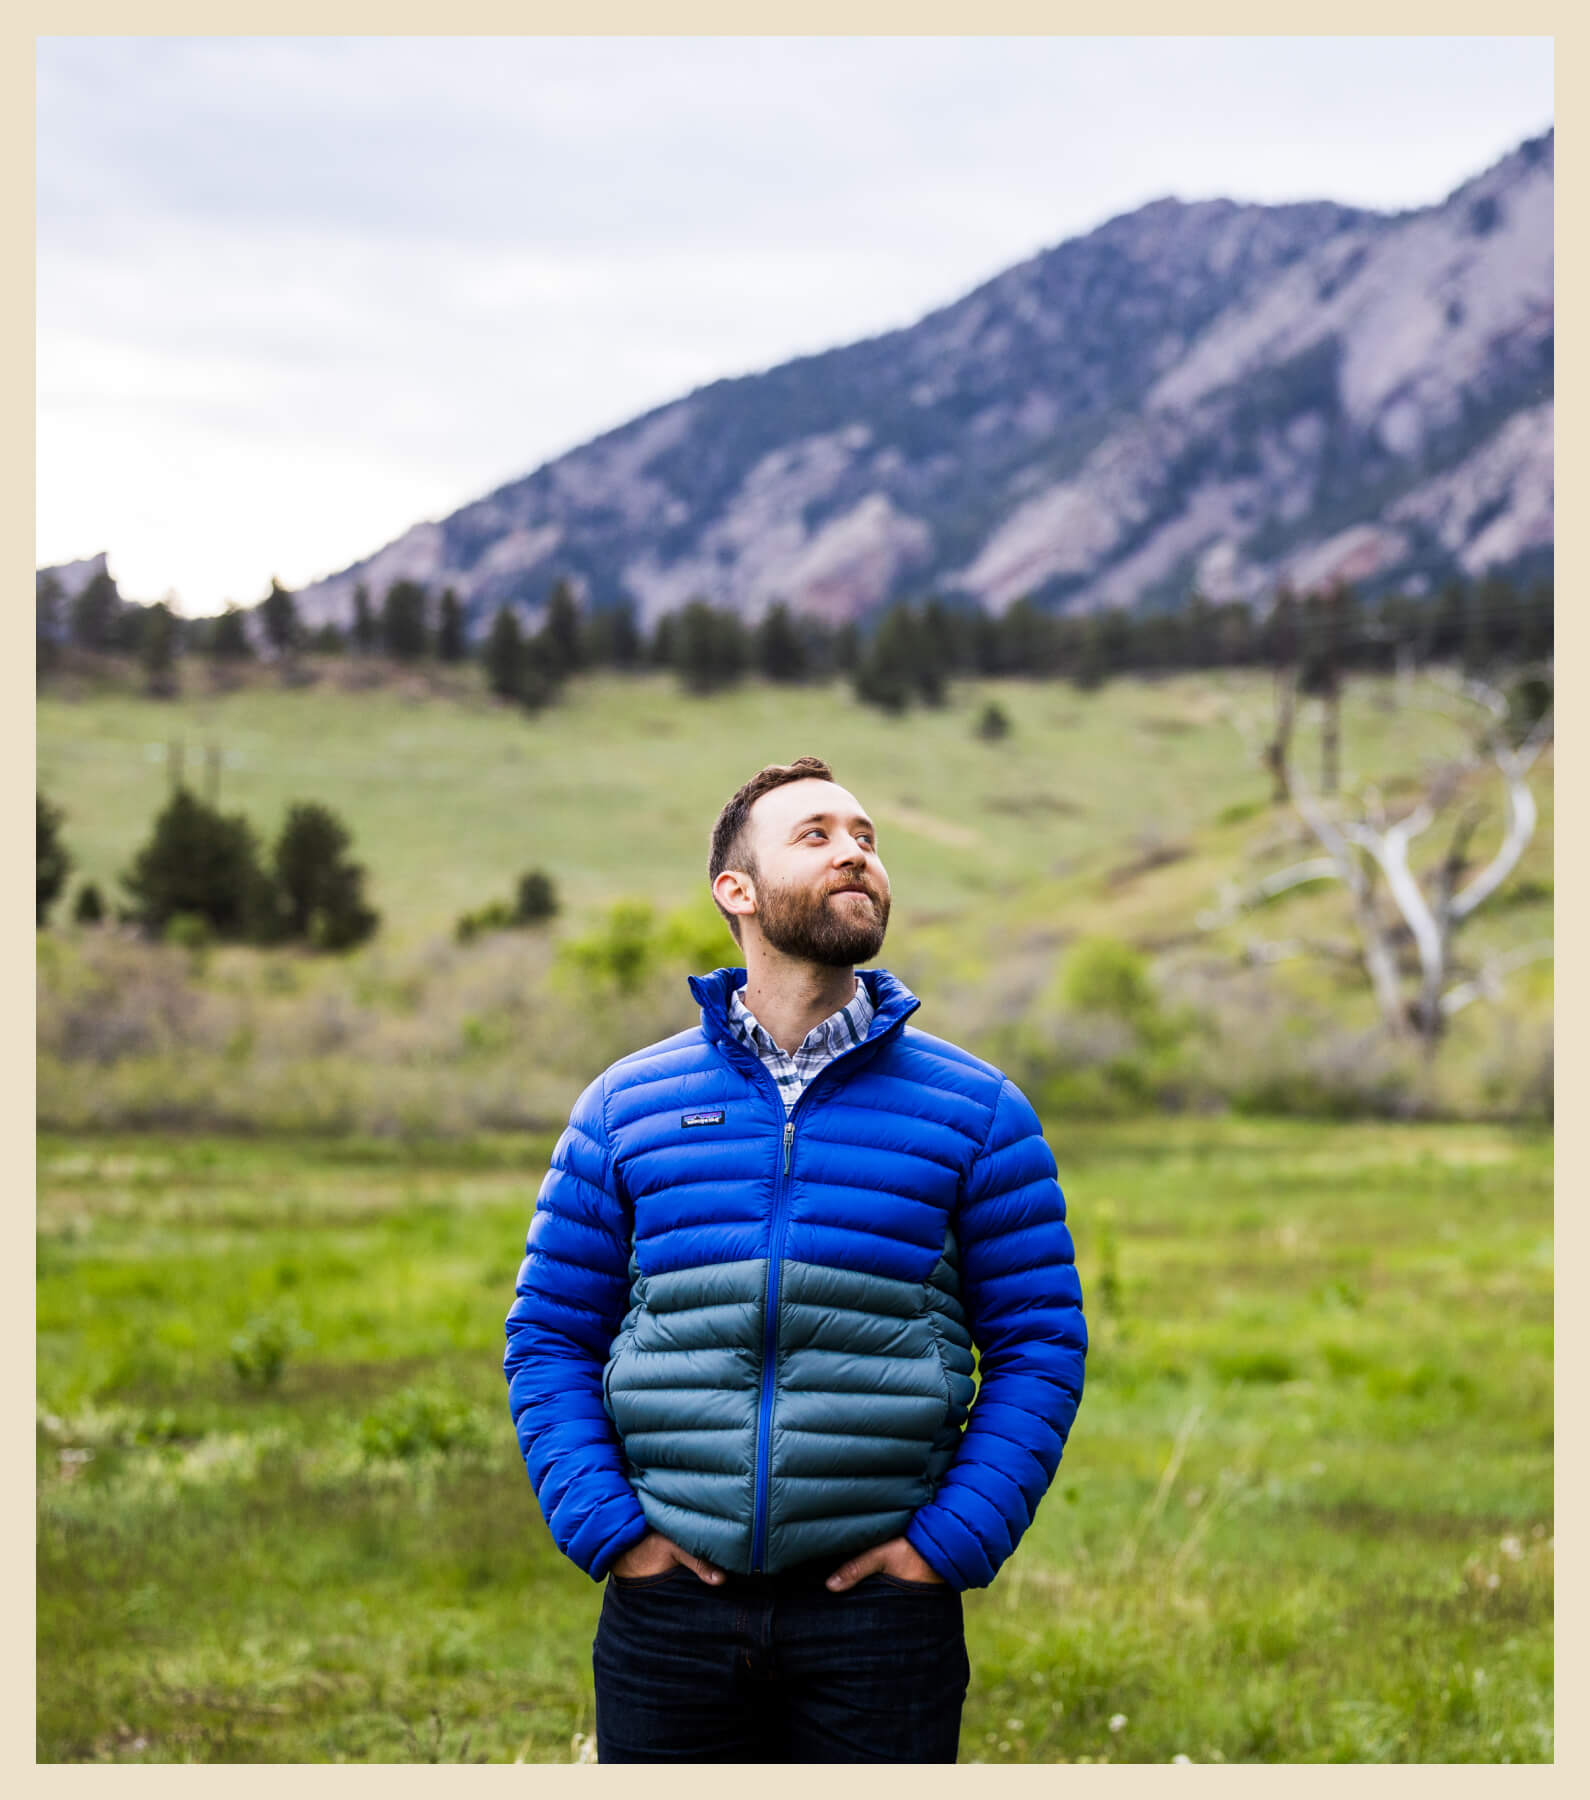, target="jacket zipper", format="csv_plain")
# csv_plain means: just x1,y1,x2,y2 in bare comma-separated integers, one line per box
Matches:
750,1114,796,1572
704,982,920,1575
